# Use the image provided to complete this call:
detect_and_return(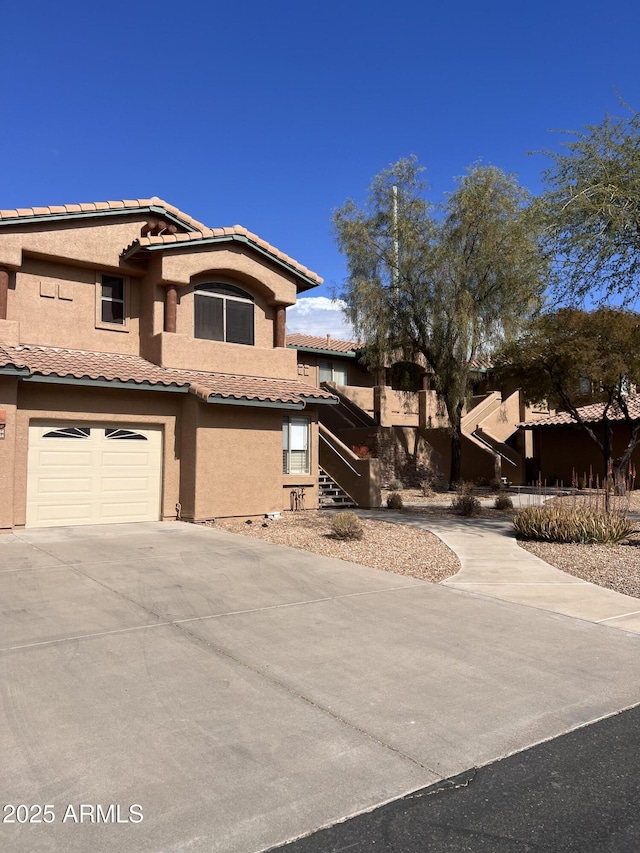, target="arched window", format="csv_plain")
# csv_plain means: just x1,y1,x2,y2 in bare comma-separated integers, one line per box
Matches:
194,283,255,345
